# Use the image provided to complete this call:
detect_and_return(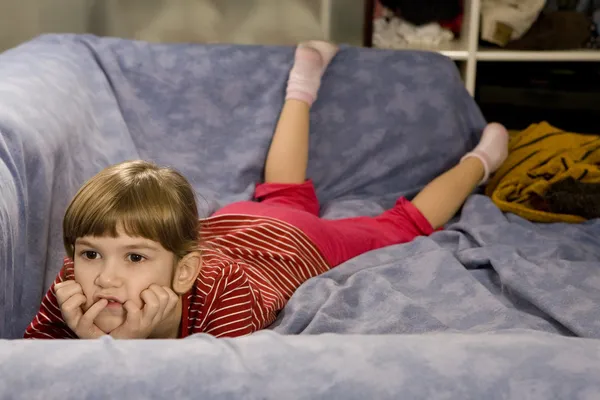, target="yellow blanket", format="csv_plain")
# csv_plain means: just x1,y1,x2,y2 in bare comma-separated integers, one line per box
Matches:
485,121,600,223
